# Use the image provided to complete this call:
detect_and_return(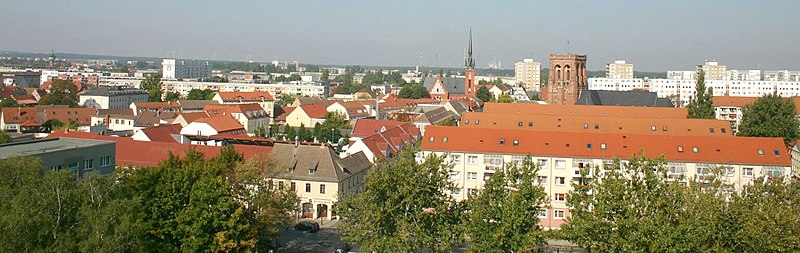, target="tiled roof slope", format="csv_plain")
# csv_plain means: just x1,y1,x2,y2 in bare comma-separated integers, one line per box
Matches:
421,126,790,166
460,112,733,136
269,143,371,182
216,91,275,102
483,103,688,119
